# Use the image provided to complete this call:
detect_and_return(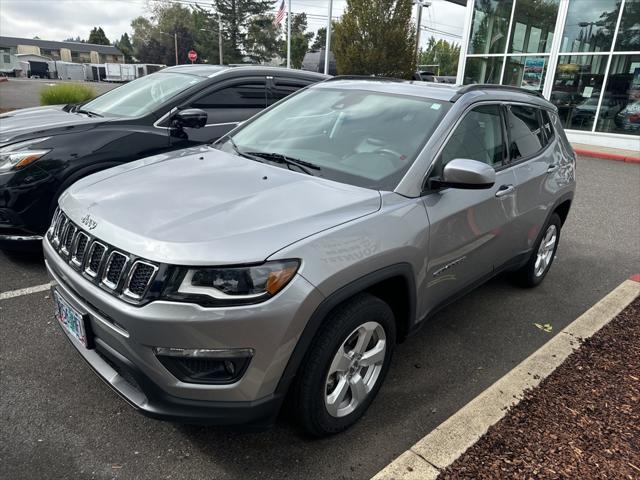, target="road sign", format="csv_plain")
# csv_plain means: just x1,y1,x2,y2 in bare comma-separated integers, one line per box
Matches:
188,50,198,63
